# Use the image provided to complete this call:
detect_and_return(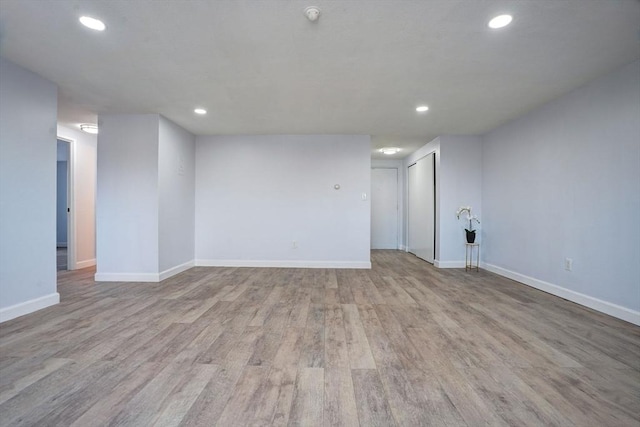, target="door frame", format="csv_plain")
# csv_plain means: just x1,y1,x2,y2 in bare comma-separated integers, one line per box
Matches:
57,136,76,270
371,167,400,250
